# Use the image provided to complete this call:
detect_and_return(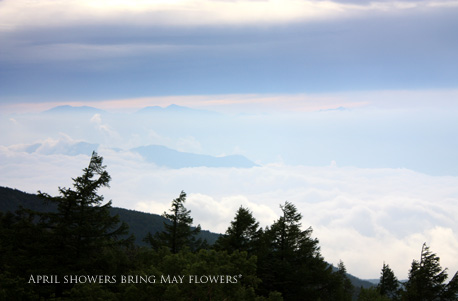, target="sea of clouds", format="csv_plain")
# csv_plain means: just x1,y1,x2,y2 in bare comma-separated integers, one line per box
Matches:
1,140,458,279
1,96,458,279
